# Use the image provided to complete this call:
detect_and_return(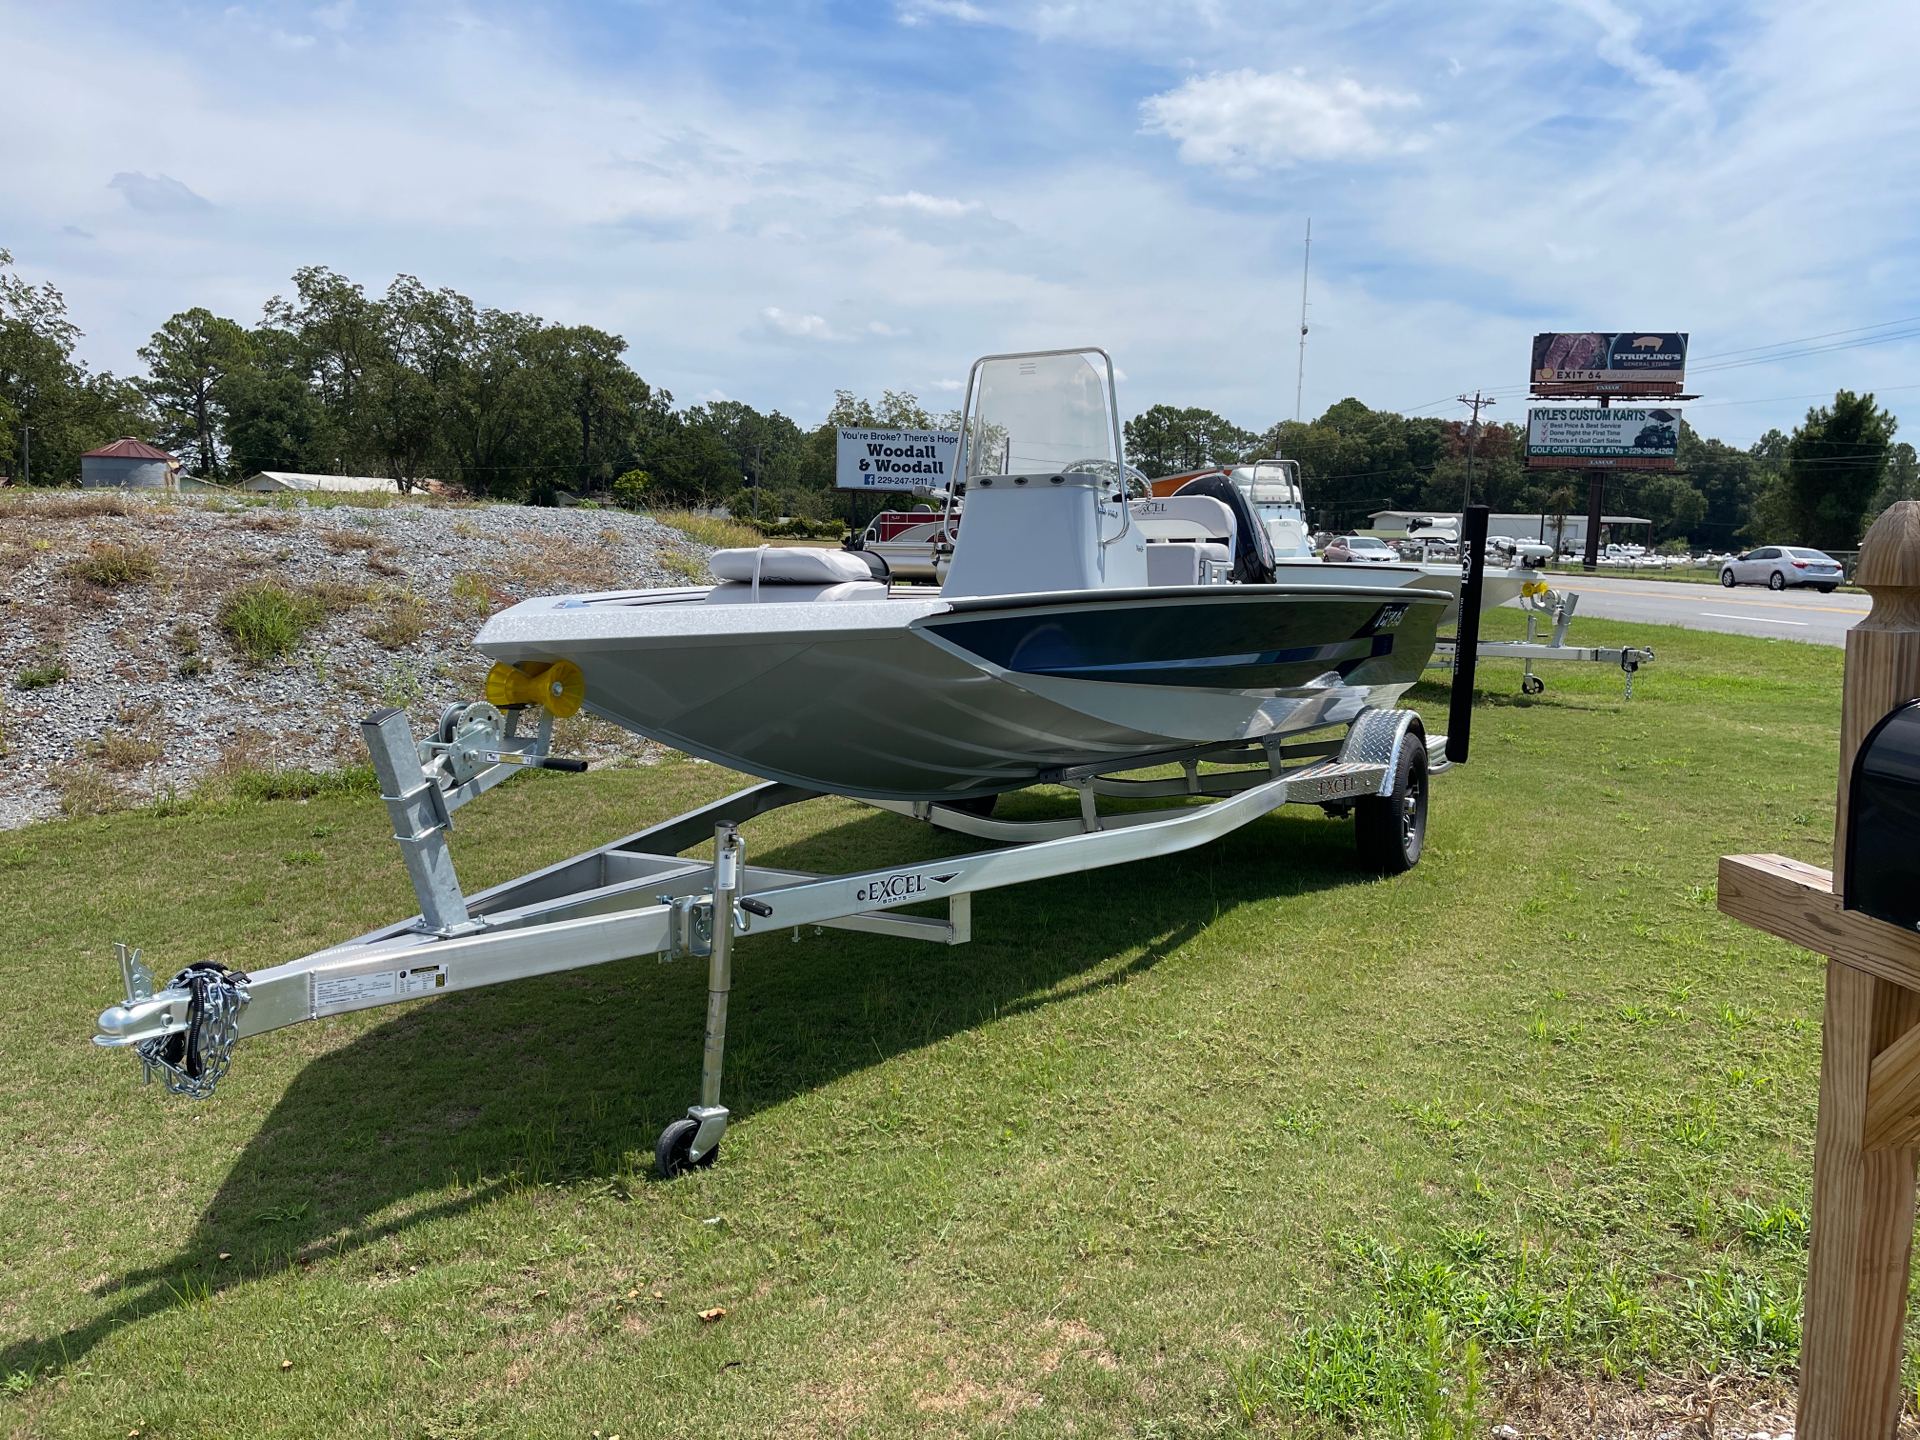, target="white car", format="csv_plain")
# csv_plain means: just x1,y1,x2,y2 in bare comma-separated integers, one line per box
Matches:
1324,535,1399,564
1721,545,1843,592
